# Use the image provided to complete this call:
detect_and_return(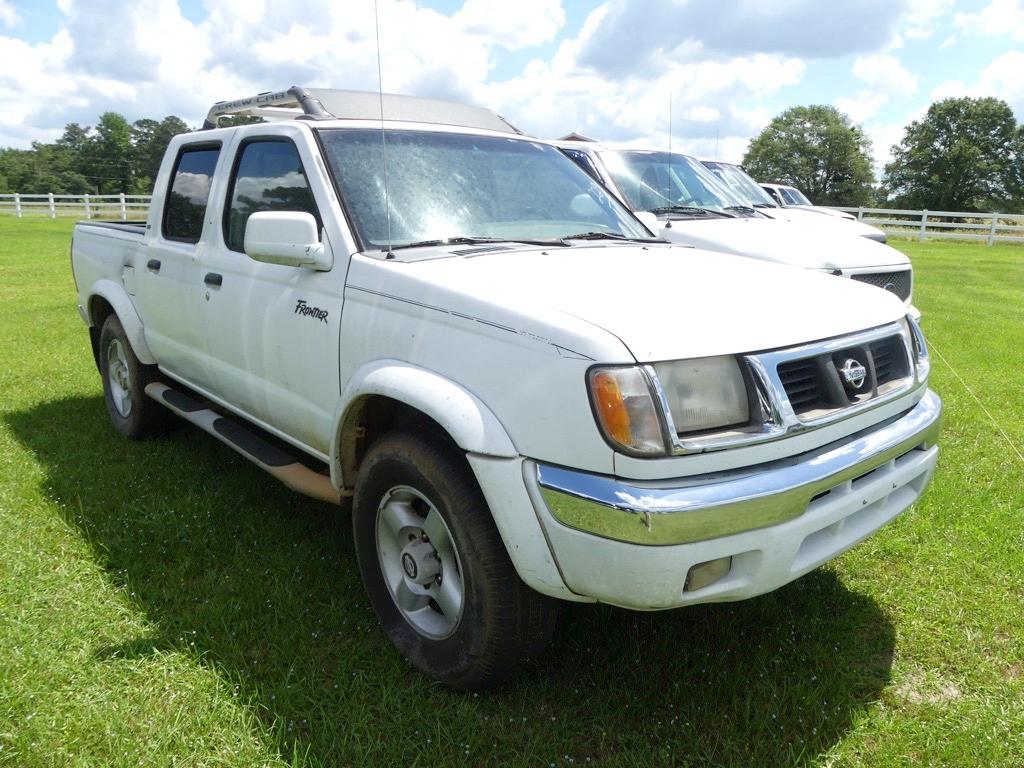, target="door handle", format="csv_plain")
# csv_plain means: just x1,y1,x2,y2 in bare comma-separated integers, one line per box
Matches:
147,259,161,272
204,272,223,287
